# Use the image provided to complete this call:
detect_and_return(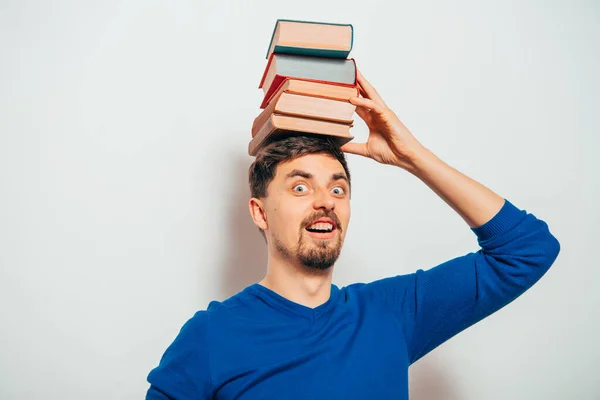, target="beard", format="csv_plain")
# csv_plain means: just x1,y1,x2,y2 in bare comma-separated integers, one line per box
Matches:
273,211,344,271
